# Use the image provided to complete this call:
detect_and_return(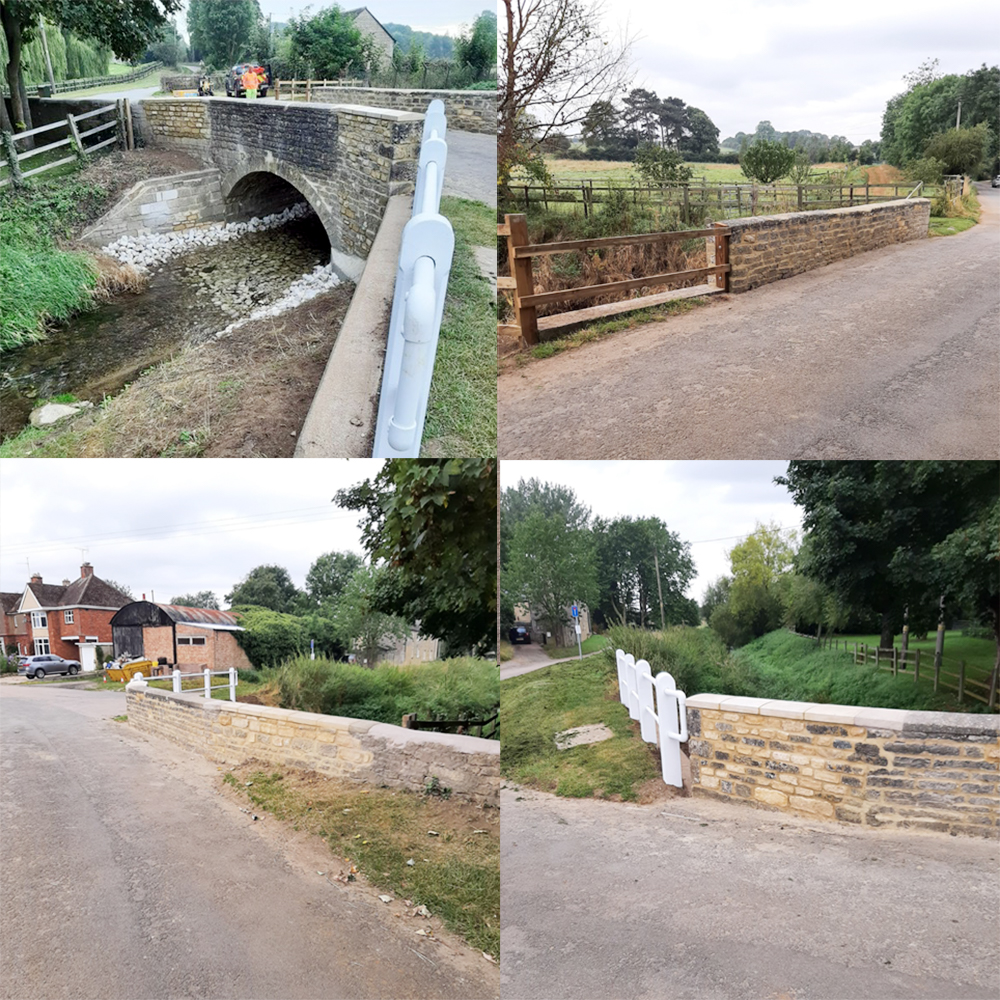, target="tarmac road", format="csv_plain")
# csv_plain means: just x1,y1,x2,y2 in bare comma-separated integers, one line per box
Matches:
0,683,496,1000
500,787,1000,1000
499,183,999,459
441,131,496,208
